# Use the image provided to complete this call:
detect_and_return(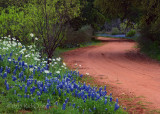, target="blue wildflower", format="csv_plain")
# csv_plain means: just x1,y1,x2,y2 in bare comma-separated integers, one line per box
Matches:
110,97,112,102
3,72,7,79
12,76,17,81
14,90,16,94
73,103,75,108
116,98,118,103
47,98,50,104
37,91,41,96
6,83,9,90
18,56,21,61
55,101,58,105
0,66,3,73
114,103,119,111
62,103,66,110
46,103,50,109
25,86,27,93
104,99,107,105
13,69,16,75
